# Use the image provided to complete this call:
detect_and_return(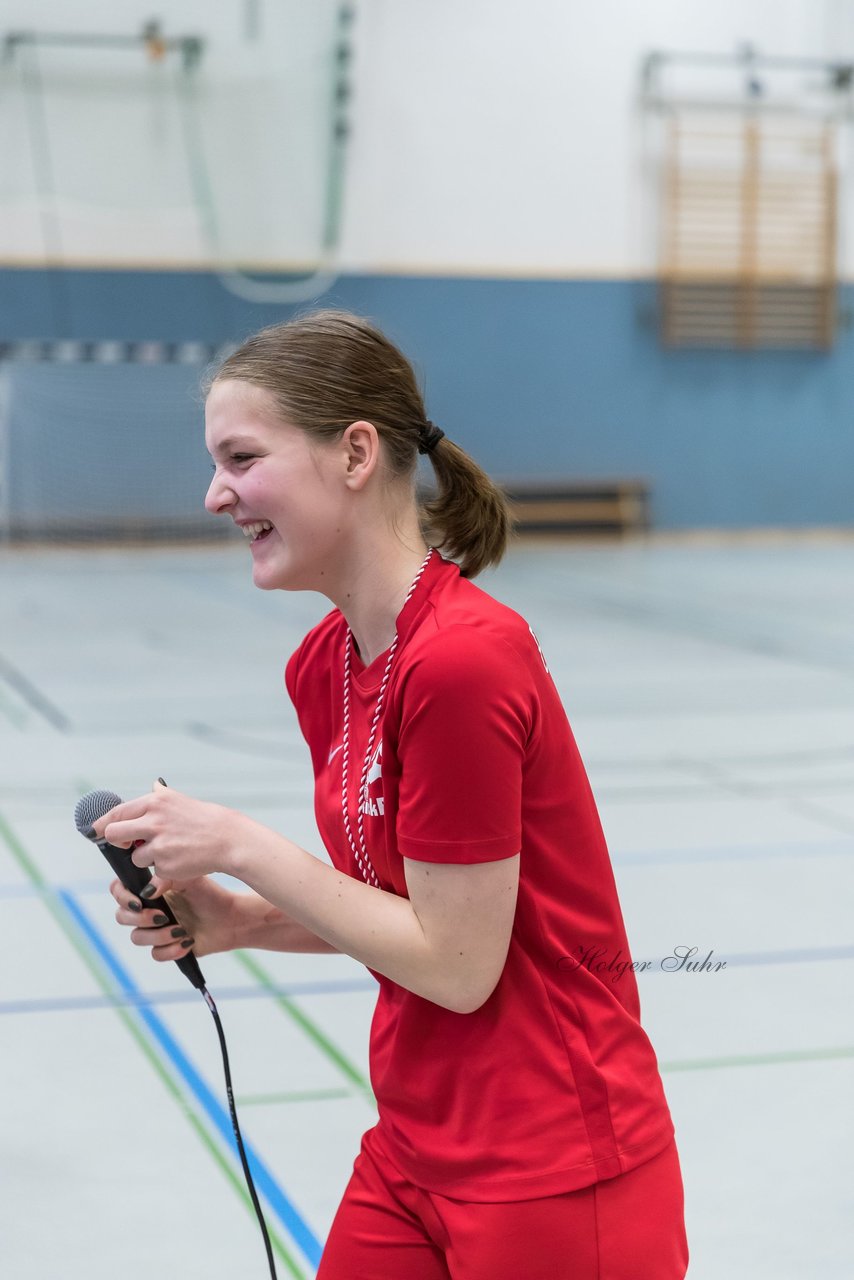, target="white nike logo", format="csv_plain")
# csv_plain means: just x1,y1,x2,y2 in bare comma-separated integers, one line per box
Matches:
328,743,344,765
